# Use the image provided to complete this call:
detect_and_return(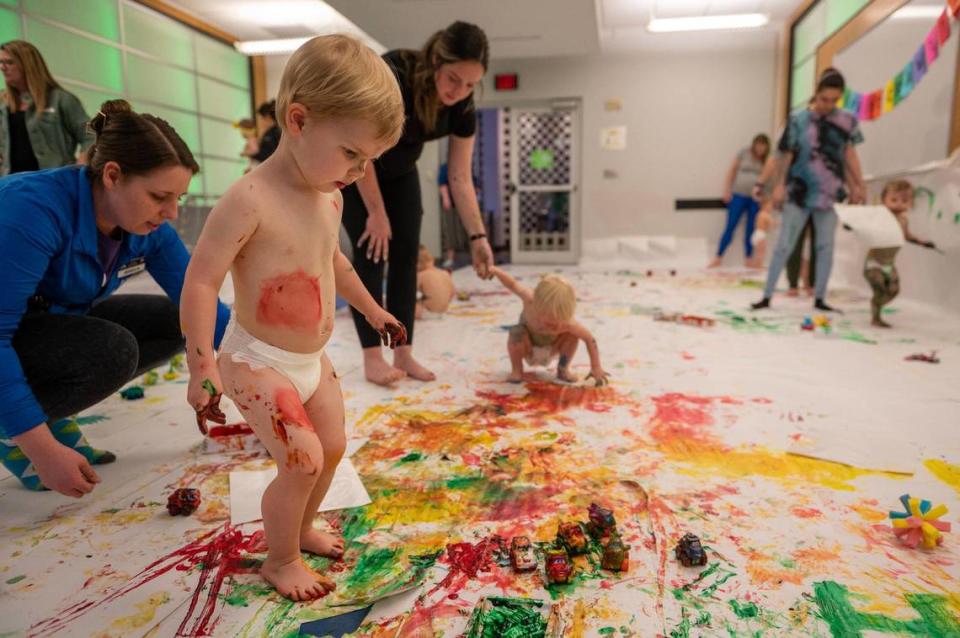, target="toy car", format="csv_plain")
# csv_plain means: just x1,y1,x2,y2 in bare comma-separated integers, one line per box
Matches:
801,317,815,331
905,351,940,364
510,536,537,572
601,535,629,572
544,548,573,584
587,503,617,540
674,533,708,567
557,522,589,555
167,488,201,516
